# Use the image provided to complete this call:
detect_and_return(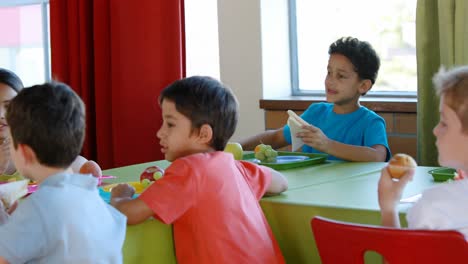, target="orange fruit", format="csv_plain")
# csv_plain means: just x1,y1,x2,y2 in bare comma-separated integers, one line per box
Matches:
387,153,417,179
